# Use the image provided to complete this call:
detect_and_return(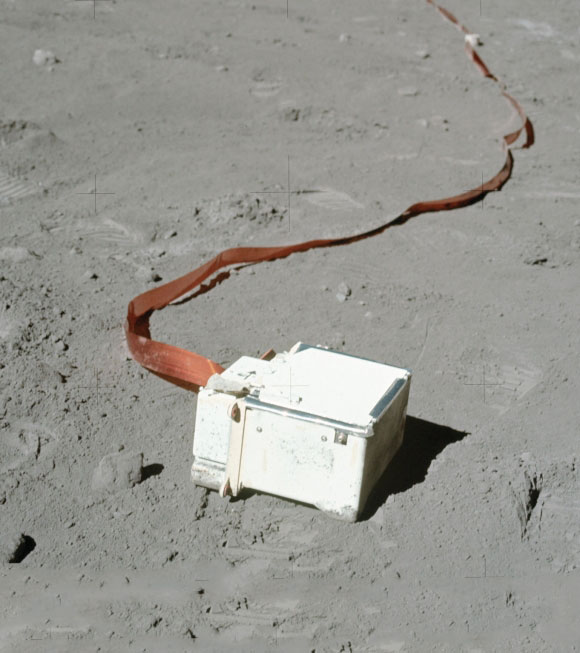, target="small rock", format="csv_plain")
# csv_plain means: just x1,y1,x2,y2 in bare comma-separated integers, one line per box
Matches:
327,334,346,350
33,49,58,66
398,86,418,97
281,107,300,122
337,281,351,297
339,33,351,43
431,115,449,128
0,247,31,263
417,118,429,128
91,451,144,493
464,33,482,47
215,65,228,72
524,256,548,266
416,49,430,59
15,429,40,458
162,229,177,239
83,270,98,280
0,533,36,563
336,293,347,303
